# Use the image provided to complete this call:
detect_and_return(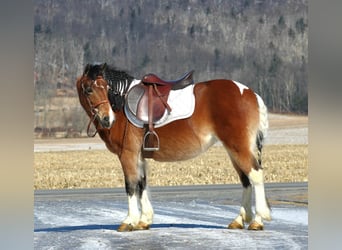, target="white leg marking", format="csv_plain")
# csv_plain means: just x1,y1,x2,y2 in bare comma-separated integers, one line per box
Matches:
139,190,154,225
240,185,253,222
233,214,244,227
123,194,140,226
232,185,253,226
249,169,271,221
